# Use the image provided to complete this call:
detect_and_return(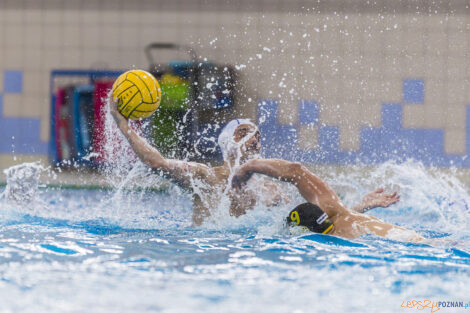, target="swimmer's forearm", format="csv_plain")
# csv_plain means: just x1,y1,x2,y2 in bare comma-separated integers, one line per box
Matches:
243,159,344,217
244,159,302,183
350,200,381,213
112,114,167,169
350,202,371,213
111,111,211,188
